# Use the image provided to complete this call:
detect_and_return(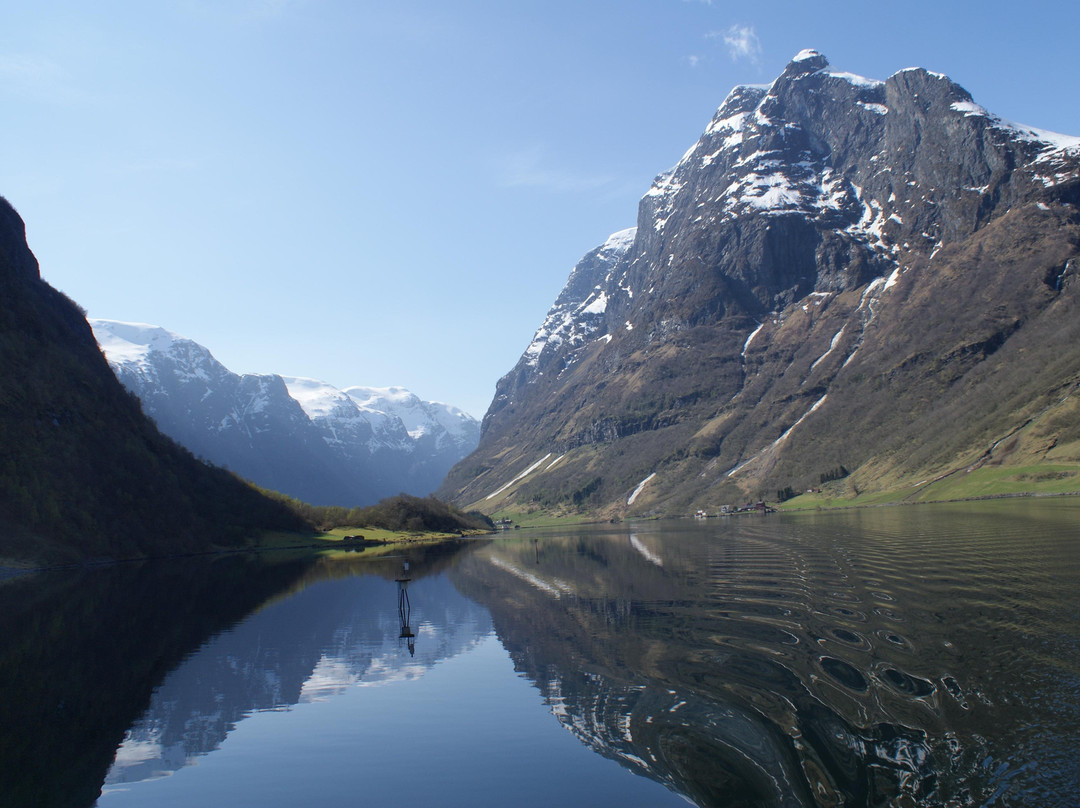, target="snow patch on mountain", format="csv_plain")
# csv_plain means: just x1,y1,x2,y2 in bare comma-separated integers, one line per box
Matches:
726,395,828,479
282,376,403,451
948,99,1080,184
828,71,883,89
345,385,477,444
742,322,765,358
522,228,637,371
627,473,656,506
809,326,846,373
284,376,361,421
486,453,553,501
92,320,179,367
602,227,637,253
92,319,221,386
